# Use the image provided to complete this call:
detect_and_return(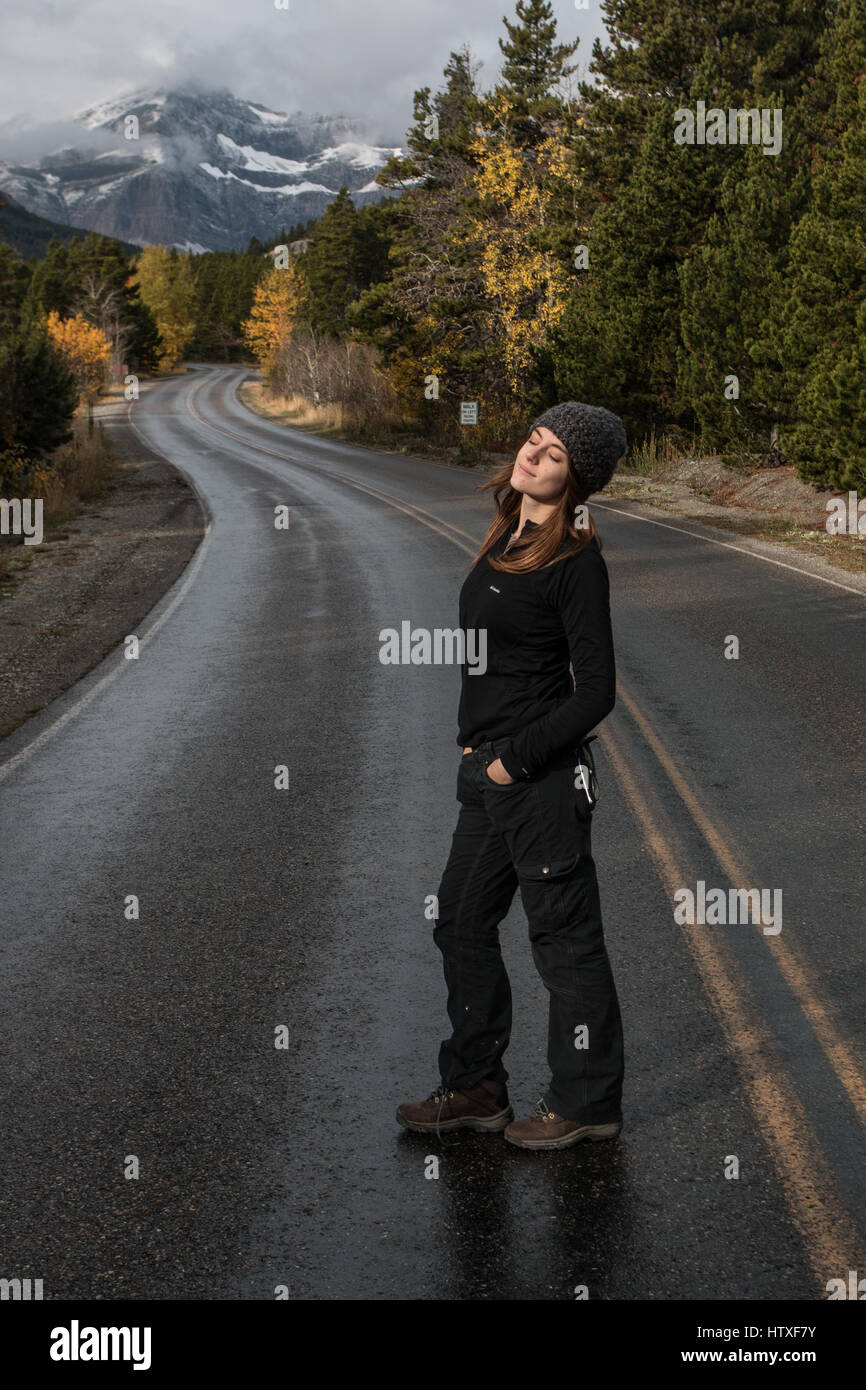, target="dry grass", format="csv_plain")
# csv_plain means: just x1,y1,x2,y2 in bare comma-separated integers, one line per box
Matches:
241,379,511,463
628,428,693,475
0,410,117,593
35,414,116,522
245,383,347,433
